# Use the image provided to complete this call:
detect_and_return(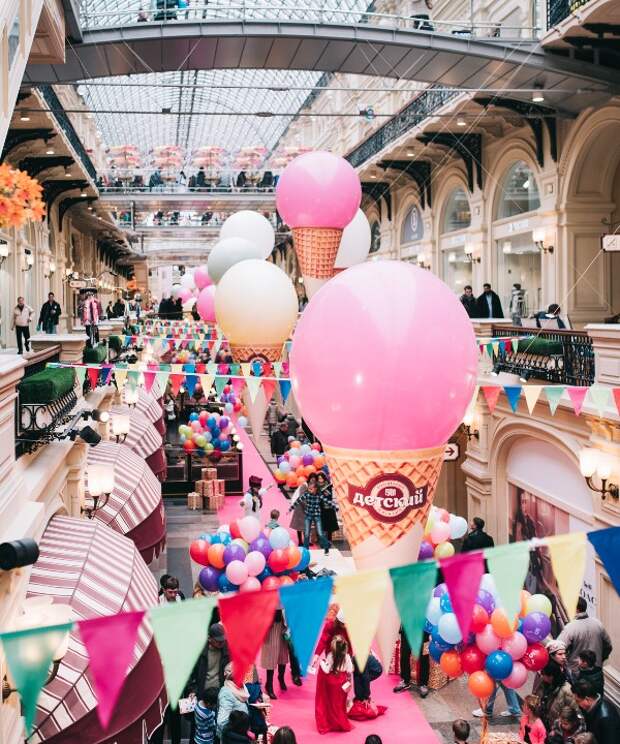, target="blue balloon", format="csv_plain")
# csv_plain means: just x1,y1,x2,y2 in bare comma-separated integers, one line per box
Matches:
210,534,221,545
430,627,453,652
198,533,210,541
218,574,237,593
428,640,444,663
218,532,231,545
189,412,199,421
296,547,311,572
423,619,434,635
256,567,272,582
485,650,514,680
439,592,452,613
220,440,231,452
207,416,217,428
